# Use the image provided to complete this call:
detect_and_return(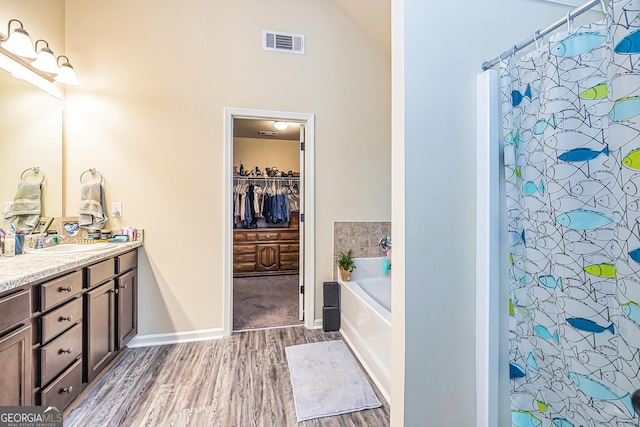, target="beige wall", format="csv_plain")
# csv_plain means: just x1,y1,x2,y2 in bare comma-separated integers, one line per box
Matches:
233,137,299,175
64,0,391,335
